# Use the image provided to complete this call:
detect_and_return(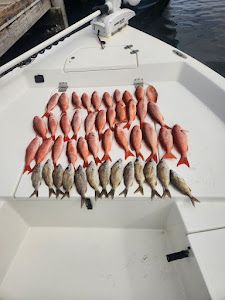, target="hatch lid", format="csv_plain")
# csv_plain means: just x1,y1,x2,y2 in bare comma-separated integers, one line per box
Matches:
64,45,138,72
